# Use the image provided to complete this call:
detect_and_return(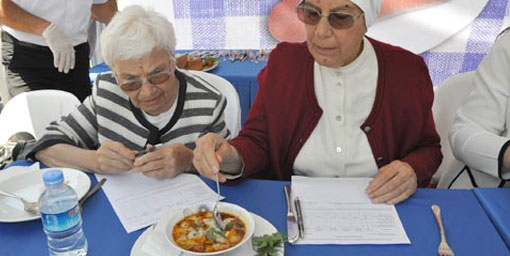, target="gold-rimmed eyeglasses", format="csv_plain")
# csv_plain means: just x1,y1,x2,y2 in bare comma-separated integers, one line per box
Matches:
116,70,172,92
296,5,363,30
